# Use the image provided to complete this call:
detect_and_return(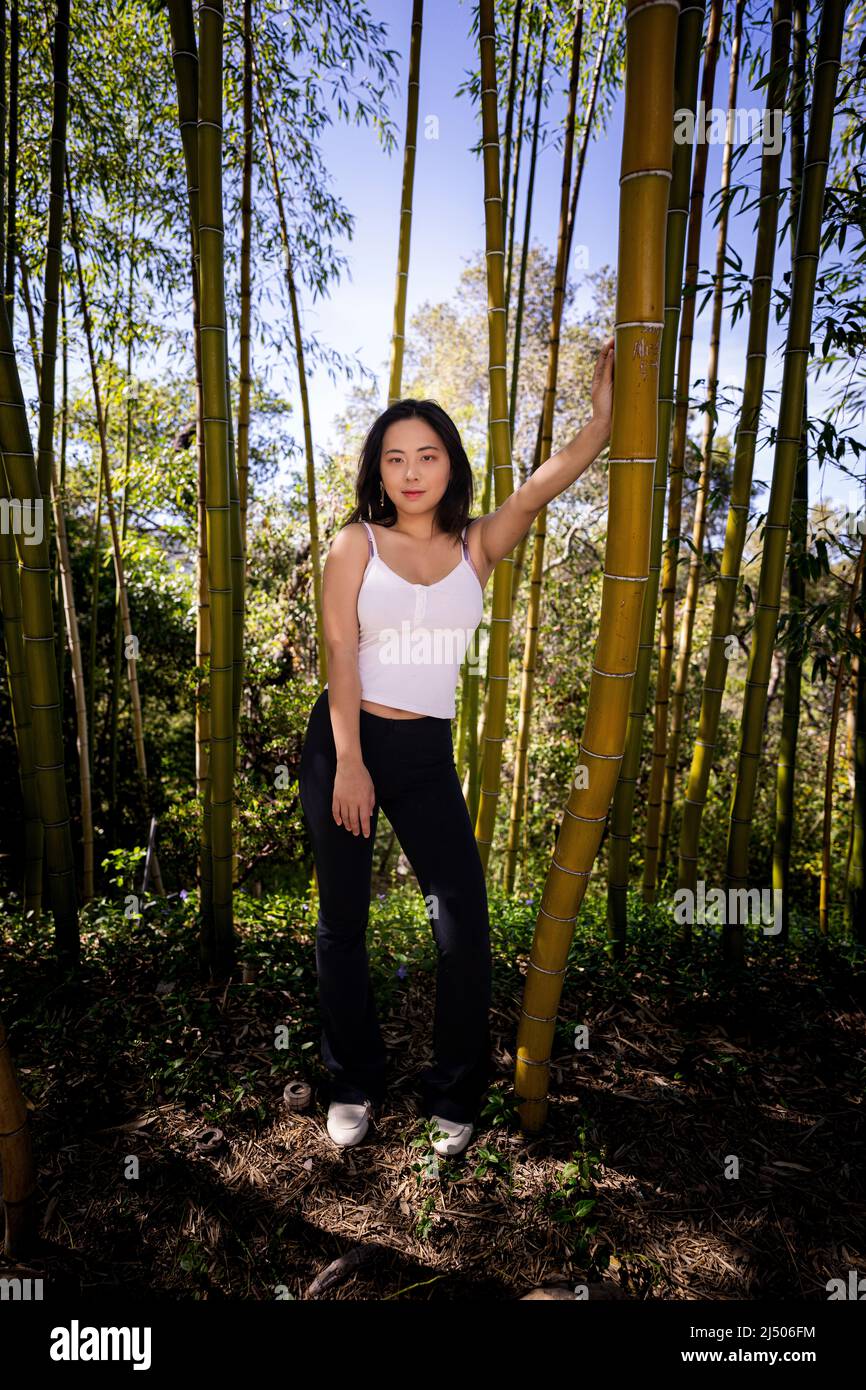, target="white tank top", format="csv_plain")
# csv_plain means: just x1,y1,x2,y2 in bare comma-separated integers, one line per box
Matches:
325,519,484,719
